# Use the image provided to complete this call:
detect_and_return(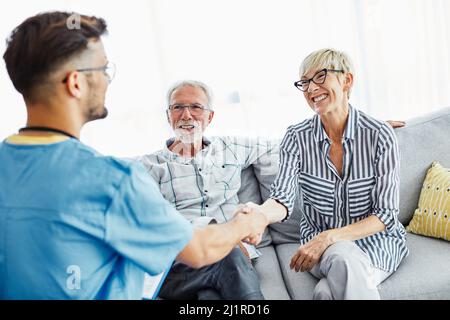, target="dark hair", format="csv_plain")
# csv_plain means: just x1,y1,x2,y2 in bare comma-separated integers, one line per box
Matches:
3,11,107,99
